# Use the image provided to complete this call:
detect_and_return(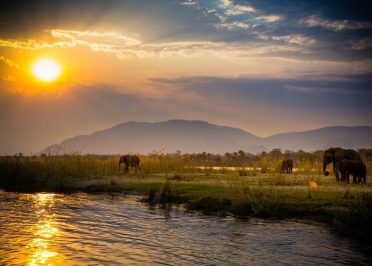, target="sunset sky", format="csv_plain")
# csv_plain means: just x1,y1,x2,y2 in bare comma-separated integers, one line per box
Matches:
1,0,372,154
